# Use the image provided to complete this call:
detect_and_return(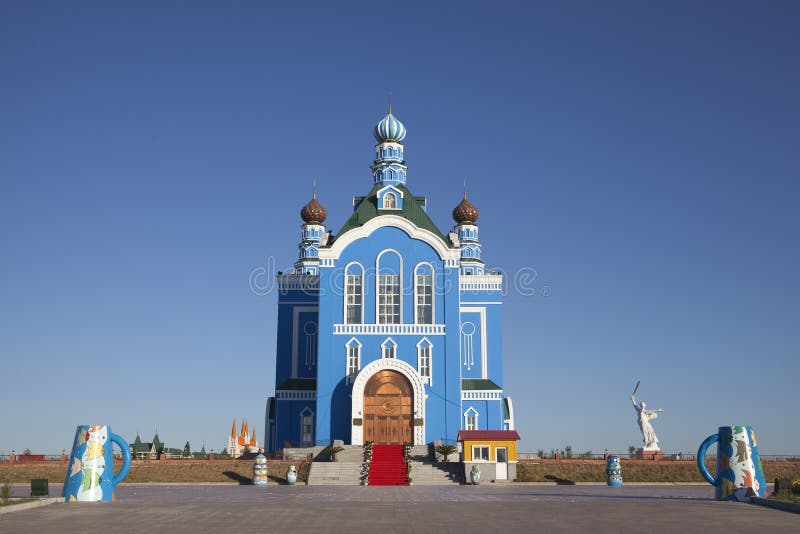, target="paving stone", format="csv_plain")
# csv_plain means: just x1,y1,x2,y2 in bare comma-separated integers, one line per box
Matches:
1,484,797,532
